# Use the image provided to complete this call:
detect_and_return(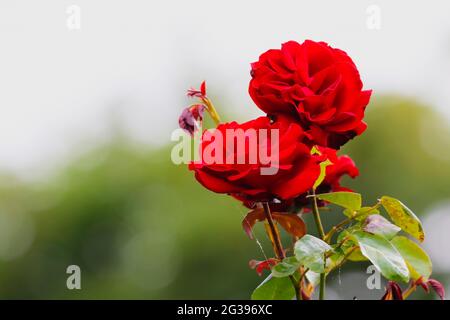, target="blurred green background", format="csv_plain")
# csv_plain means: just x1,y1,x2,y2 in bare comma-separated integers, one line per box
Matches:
0,96,449,299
